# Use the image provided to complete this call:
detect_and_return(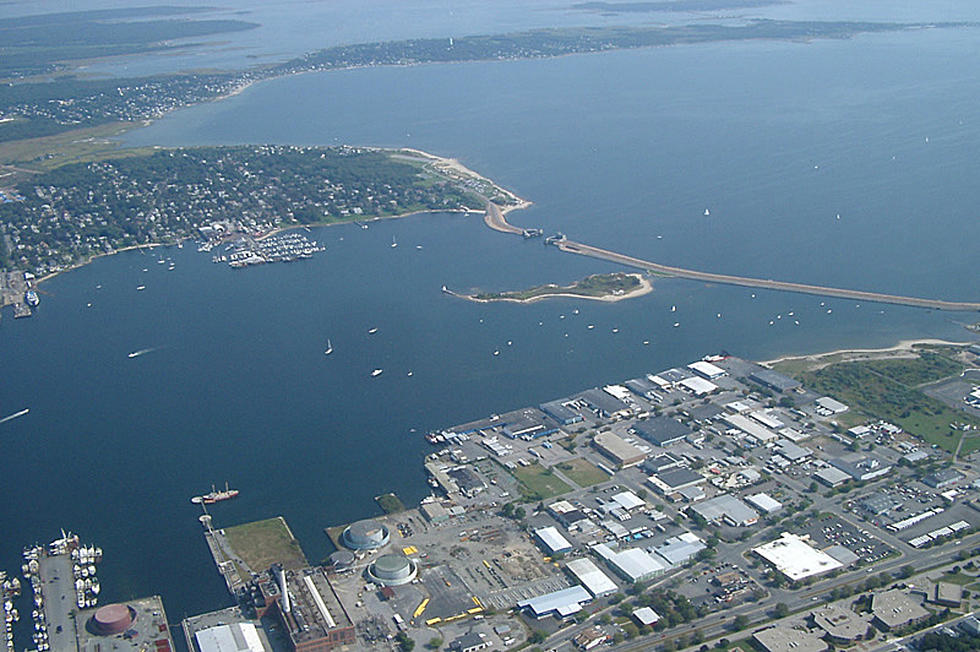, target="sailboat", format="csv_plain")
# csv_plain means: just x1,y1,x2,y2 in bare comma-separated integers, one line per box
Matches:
391,236,398,248
324,339,333,355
